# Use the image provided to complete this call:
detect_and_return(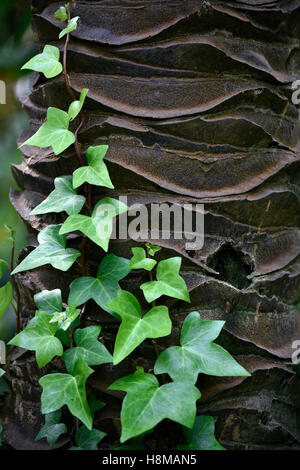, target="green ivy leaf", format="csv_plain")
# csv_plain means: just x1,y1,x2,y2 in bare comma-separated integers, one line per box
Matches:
60,198,128,251
73,145,114,190
9,311,63,368
109,368,200,442
145,243,162,257
21,45,62,79
70,426,106,450
62,326,112,374
34,289,62,314
89,395,105,419
154,311,250,383
68,254,130,315
59,16,80,39
35,410,67,447
140,257,190,303
0,282,12,319
54,6,68,22
129,247,156,271
68,89,89,121
30,176,86,217
40,356,93,430
50,304,81,331
12,225,81,275
106,291,171,365
177,415,225,450
0,369,4,378
20,107,75,156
